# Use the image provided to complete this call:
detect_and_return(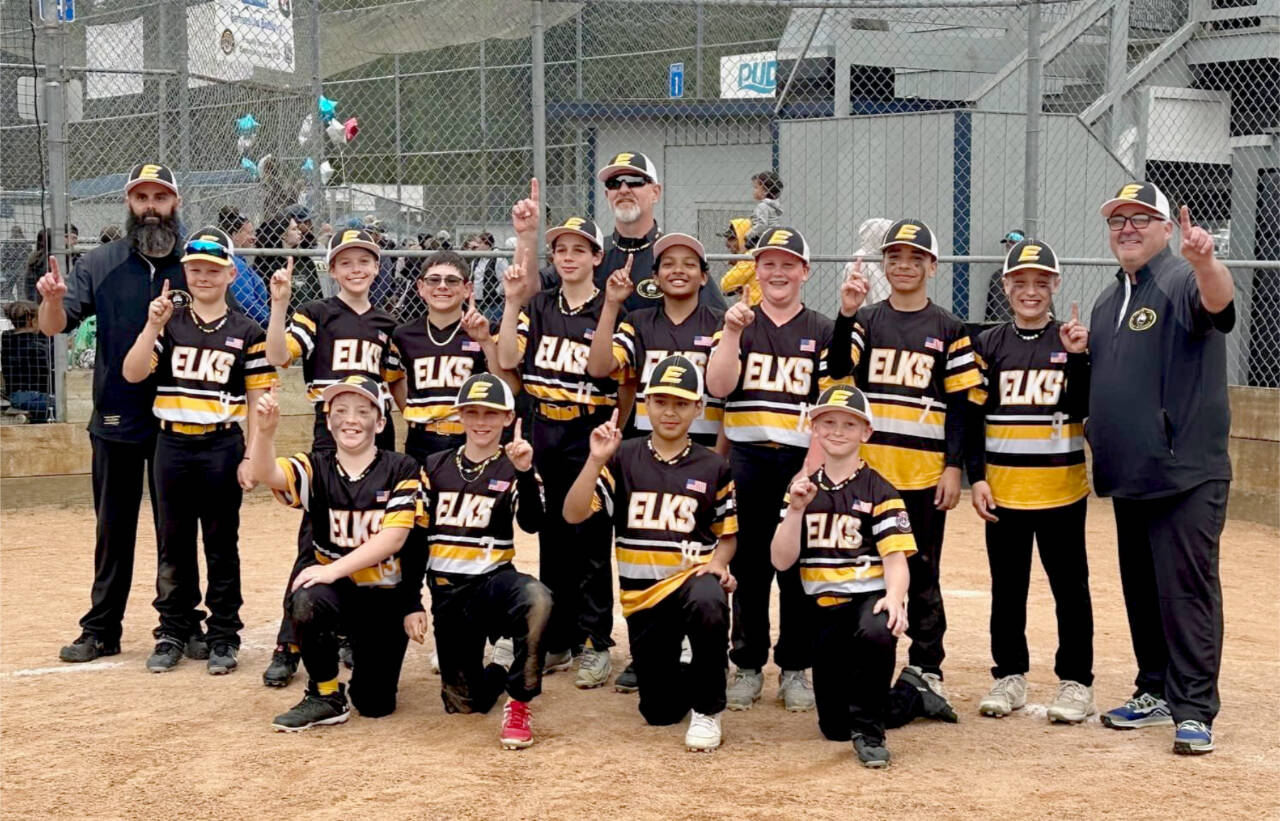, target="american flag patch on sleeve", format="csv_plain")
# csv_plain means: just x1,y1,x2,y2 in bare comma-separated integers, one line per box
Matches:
377,331,389,343
1050,351,1068,364
799,338,816,353
462,340,481,352
225,337,243,349
584,329,595,340
694,335,715,347
853,499,873,514
924,337,944,352
488,479,511,492
376,490,390,502
686,478,707,493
